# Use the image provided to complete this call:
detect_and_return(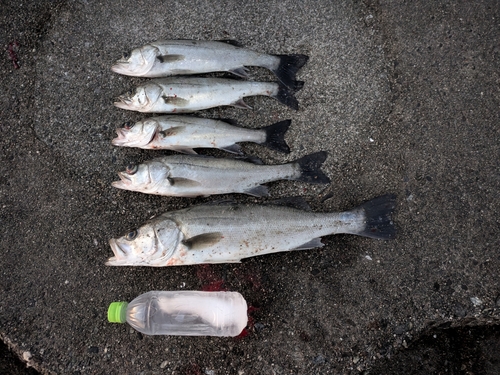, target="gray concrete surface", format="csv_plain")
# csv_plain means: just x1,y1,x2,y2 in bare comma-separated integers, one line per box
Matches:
1,0,499,374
